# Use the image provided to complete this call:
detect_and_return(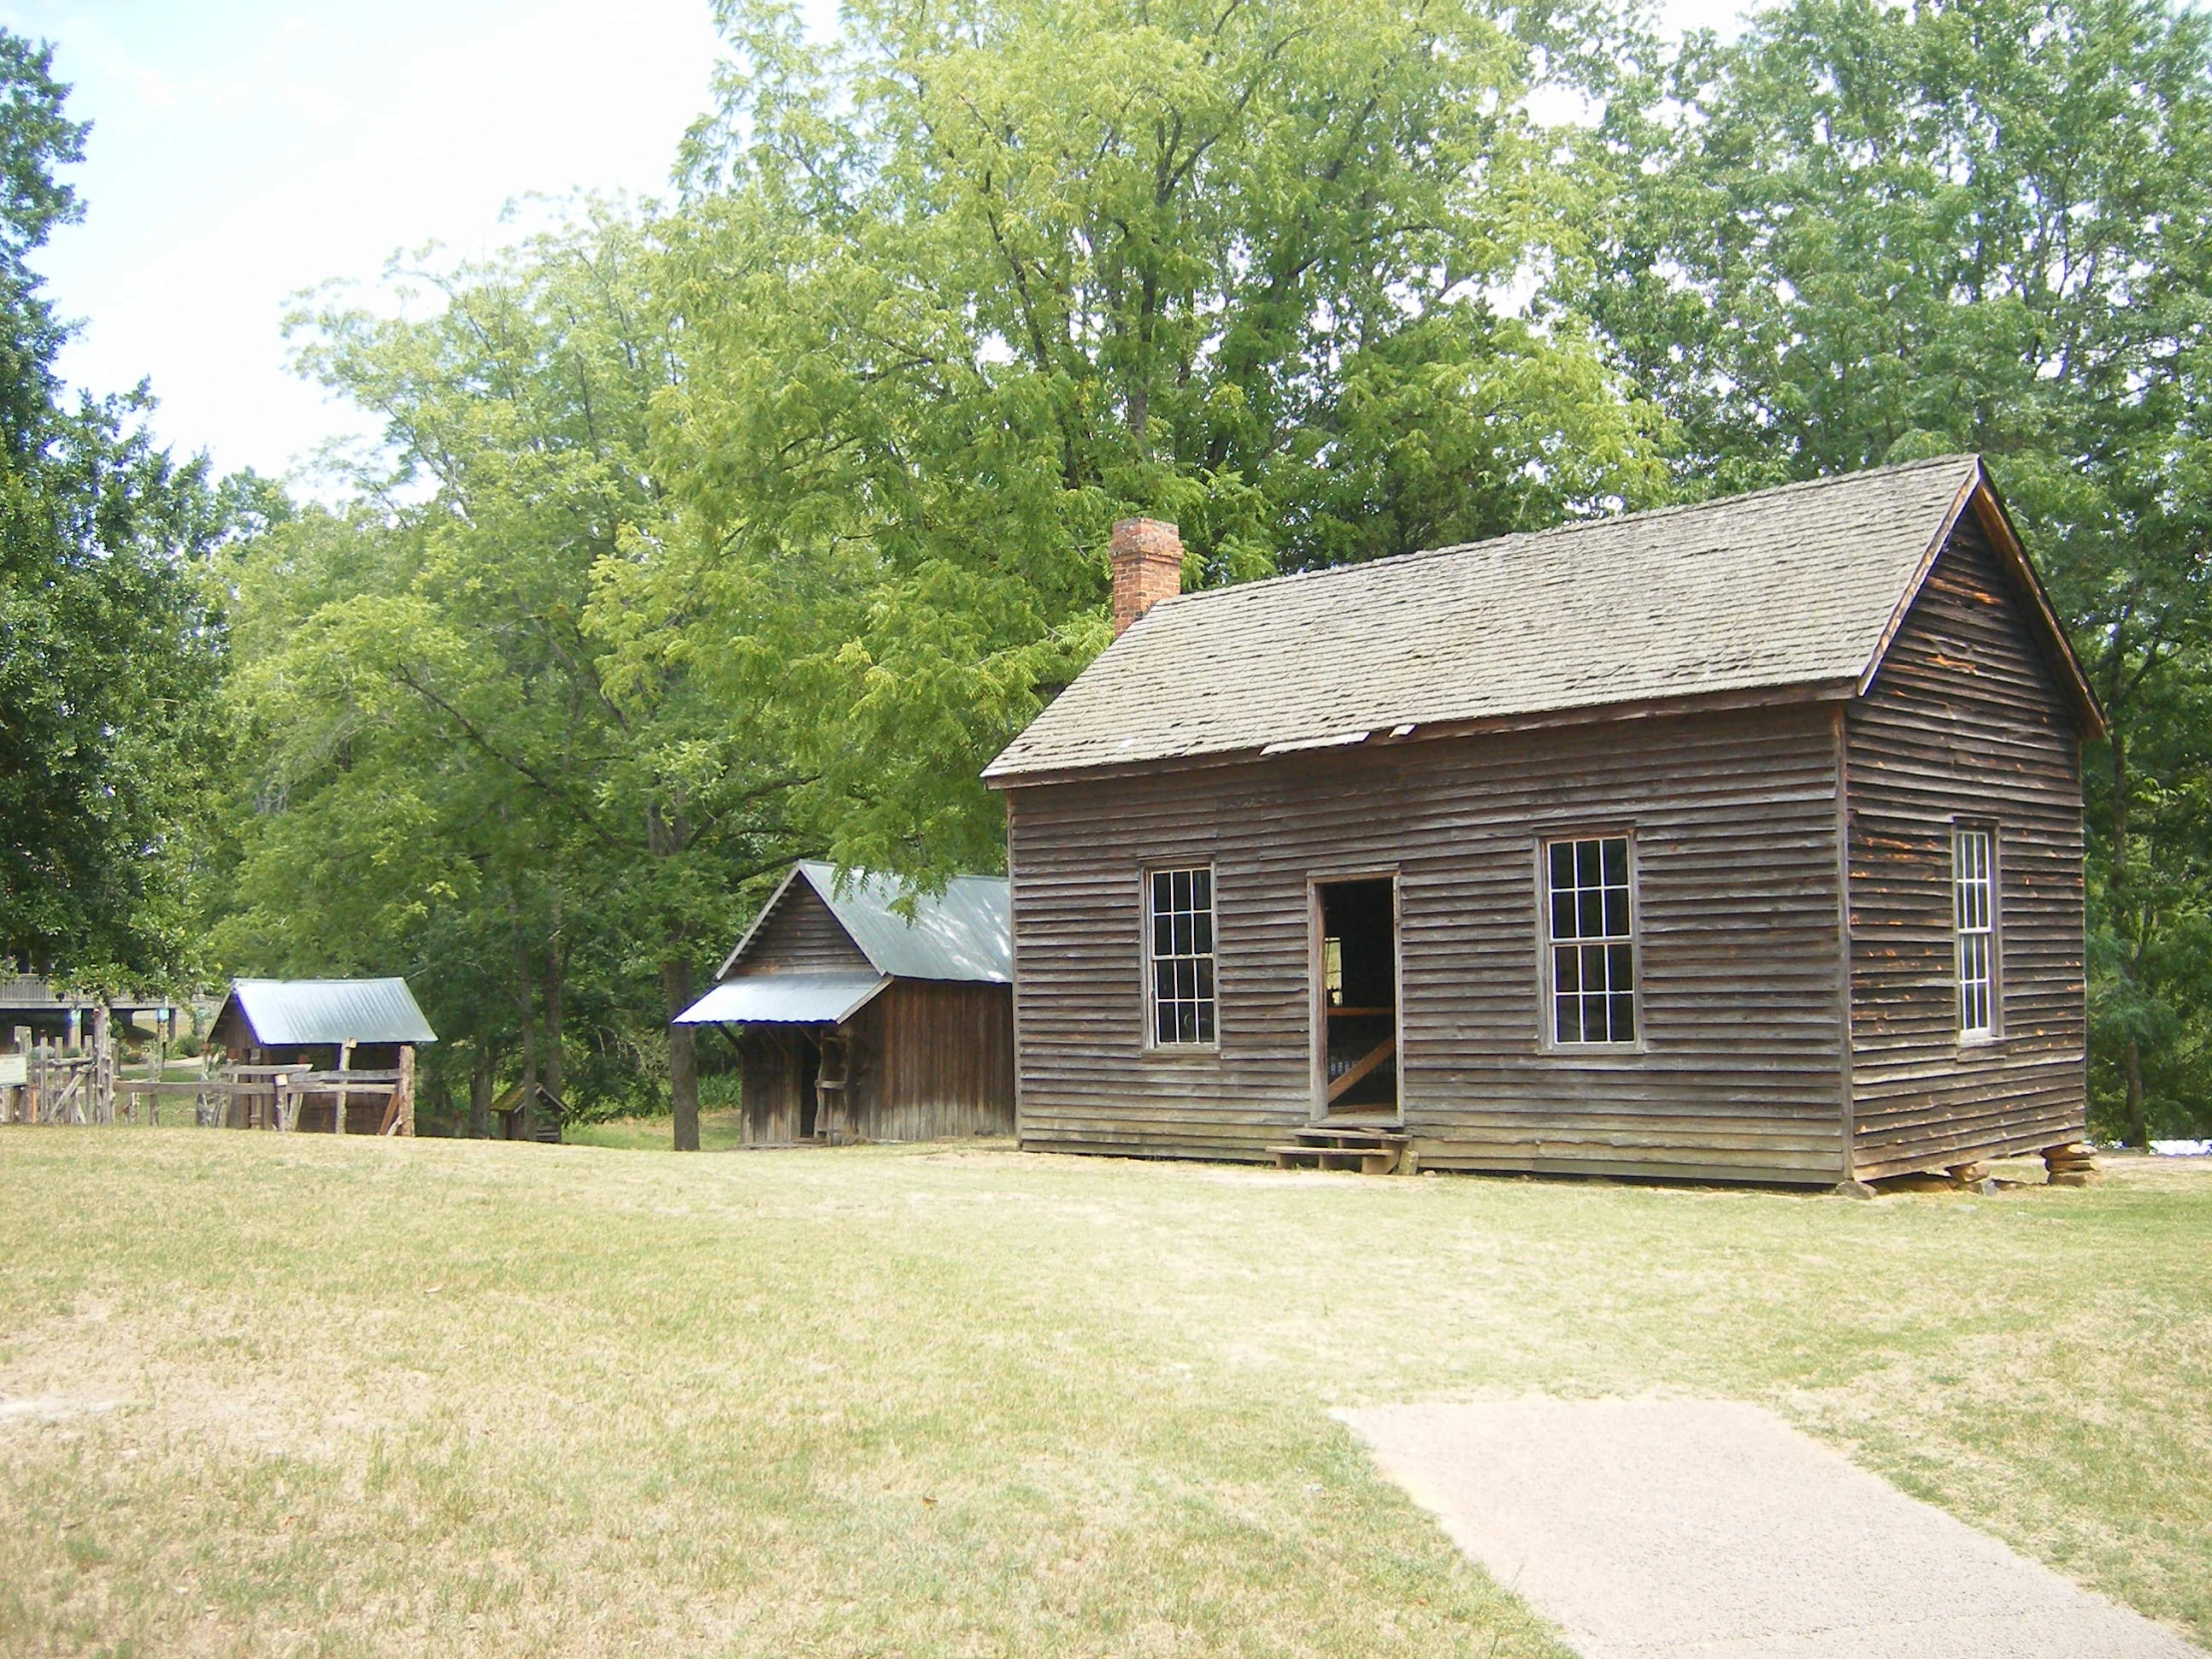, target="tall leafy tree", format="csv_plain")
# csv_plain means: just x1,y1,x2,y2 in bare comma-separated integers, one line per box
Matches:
1564,0,2212,1138
213,210,826,1145
646,0,1666,885
0,32,242,988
